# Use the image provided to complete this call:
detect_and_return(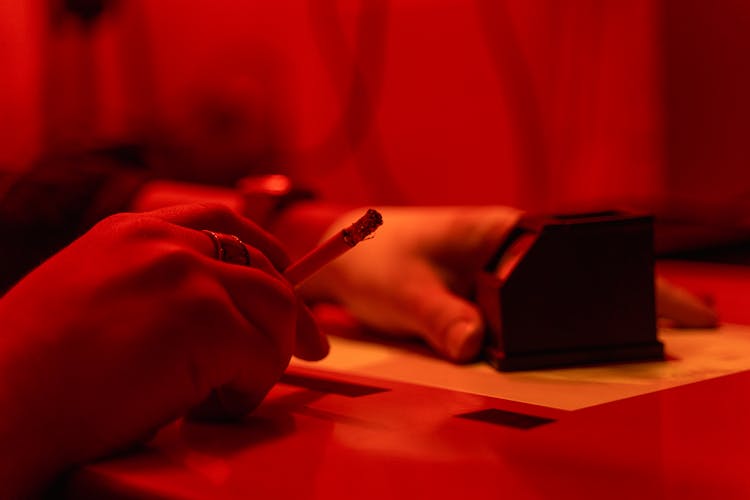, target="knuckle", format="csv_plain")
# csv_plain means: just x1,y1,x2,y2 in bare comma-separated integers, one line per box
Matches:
144,245,203,286
196,202,239,223
97,213,169,240
98,212,135,227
